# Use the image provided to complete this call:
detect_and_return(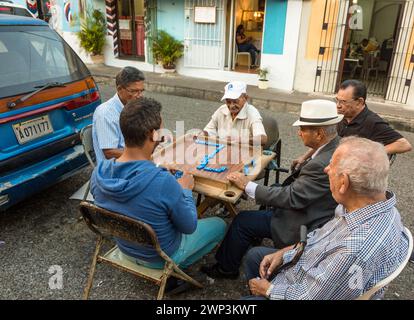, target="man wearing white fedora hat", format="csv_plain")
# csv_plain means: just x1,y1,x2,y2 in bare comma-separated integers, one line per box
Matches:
292,79,412,171
200,99,341,279
202,81,267,146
